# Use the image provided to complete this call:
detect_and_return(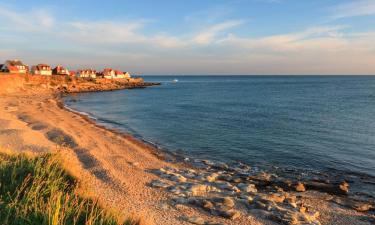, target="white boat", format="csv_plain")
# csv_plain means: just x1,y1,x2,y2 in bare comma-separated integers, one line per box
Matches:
172,79,178,83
